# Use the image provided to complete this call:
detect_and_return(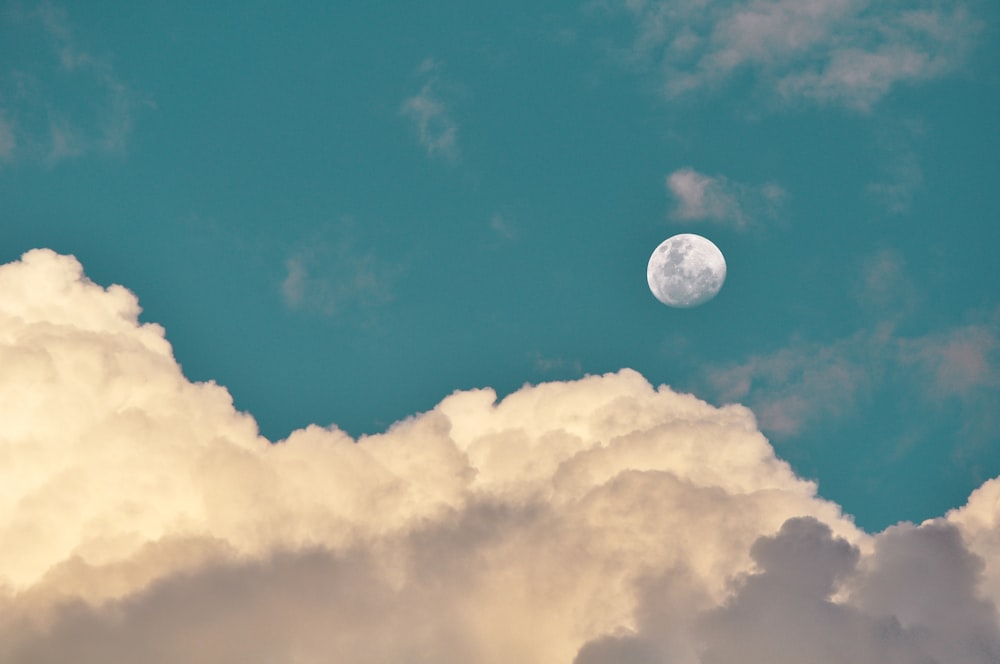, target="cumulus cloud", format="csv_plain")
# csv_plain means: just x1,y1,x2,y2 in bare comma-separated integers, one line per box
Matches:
0,3,141,165
401,58,460,161
612,0,980,111
1,249,998,661
666,167,785,229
